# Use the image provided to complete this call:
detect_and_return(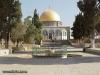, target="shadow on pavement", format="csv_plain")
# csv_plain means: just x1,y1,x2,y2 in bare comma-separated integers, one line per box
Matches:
85,50,100,55
0,55,100,65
